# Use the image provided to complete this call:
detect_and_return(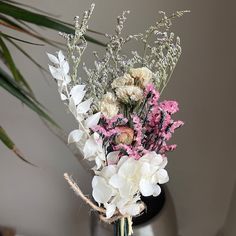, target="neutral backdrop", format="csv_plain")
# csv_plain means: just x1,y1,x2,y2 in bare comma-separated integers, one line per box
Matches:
0,0,235,236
